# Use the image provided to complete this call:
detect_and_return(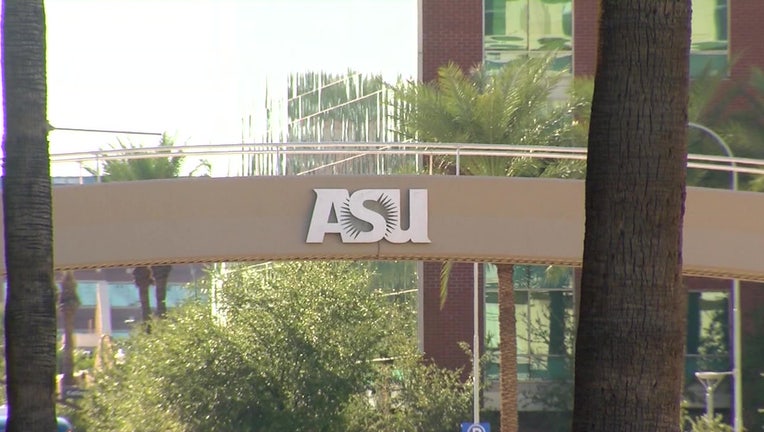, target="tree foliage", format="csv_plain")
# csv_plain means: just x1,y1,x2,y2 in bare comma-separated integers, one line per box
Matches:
342,353,472,432
394,55,590,177
79,261,469,431
93,133,184,182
